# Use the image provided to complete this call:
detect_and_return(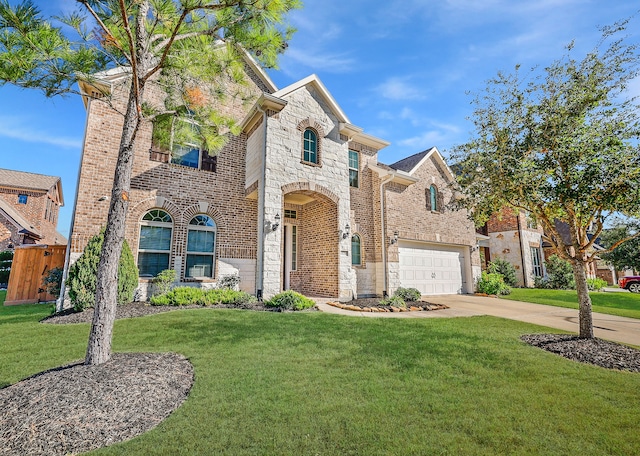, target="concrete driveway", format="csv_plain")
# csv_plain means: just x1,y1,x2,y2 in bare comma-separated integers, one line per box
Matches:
315,294,640,346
